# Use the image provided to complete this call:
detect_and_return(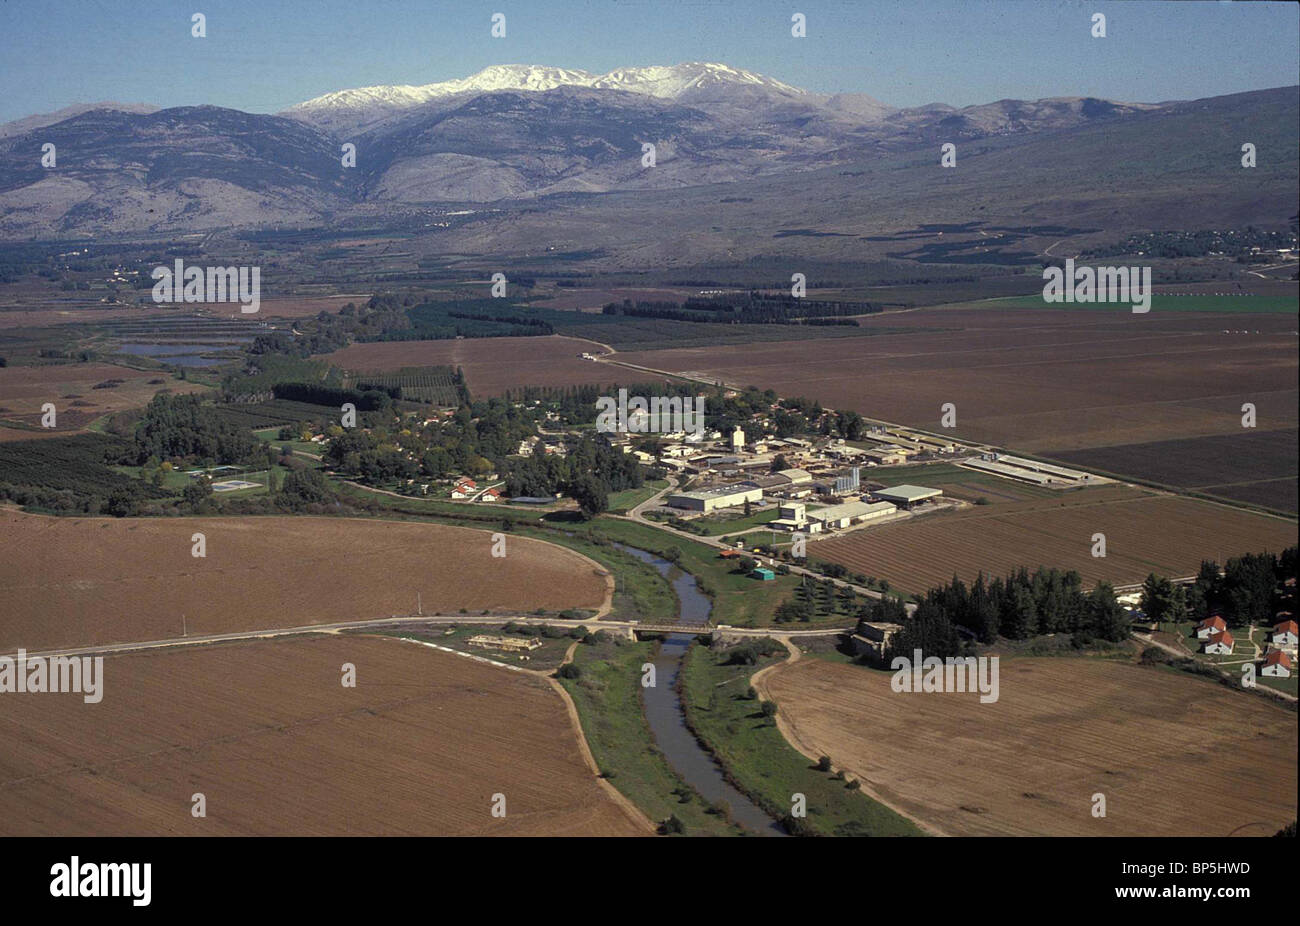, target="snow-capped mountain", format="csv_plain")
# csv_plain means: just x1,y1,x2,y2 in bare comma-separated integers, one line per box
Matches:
0,57,1226,239
286,62,806,112
281,62,815,134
